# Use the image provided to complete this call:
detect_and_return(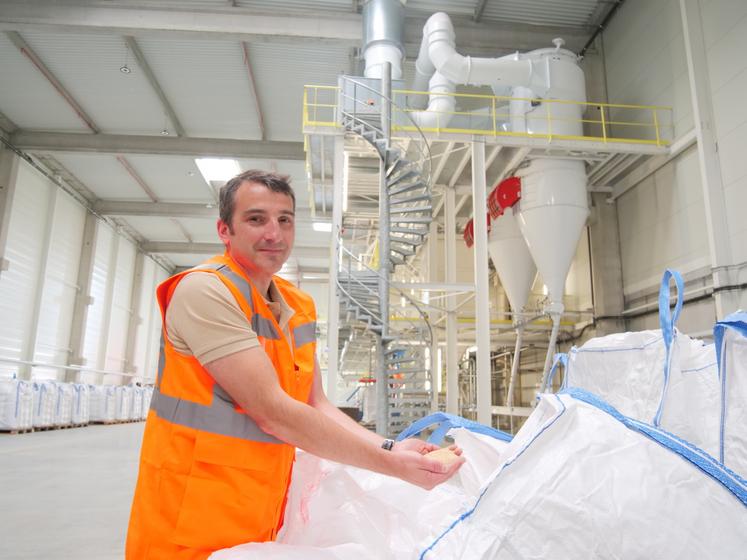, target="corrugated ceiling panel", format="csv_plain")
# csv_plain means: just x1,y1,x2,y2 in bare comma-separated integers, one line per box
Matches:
0,33,88,132
17,31,170,134
176,218,221,243
406,0,478,18
247,42,350,141
122,155,216,203
52,154,152,200
480,0,599,27
136,37,261,139
238,0,353,11
122,216,187,242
